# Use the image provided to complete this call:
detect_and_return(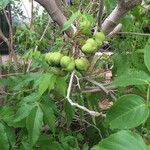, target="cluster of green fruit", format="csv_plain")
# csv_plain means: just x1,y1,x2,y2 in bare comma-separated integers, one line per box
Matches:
81,32,105,54
45,52,90,76
79,19,92,35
